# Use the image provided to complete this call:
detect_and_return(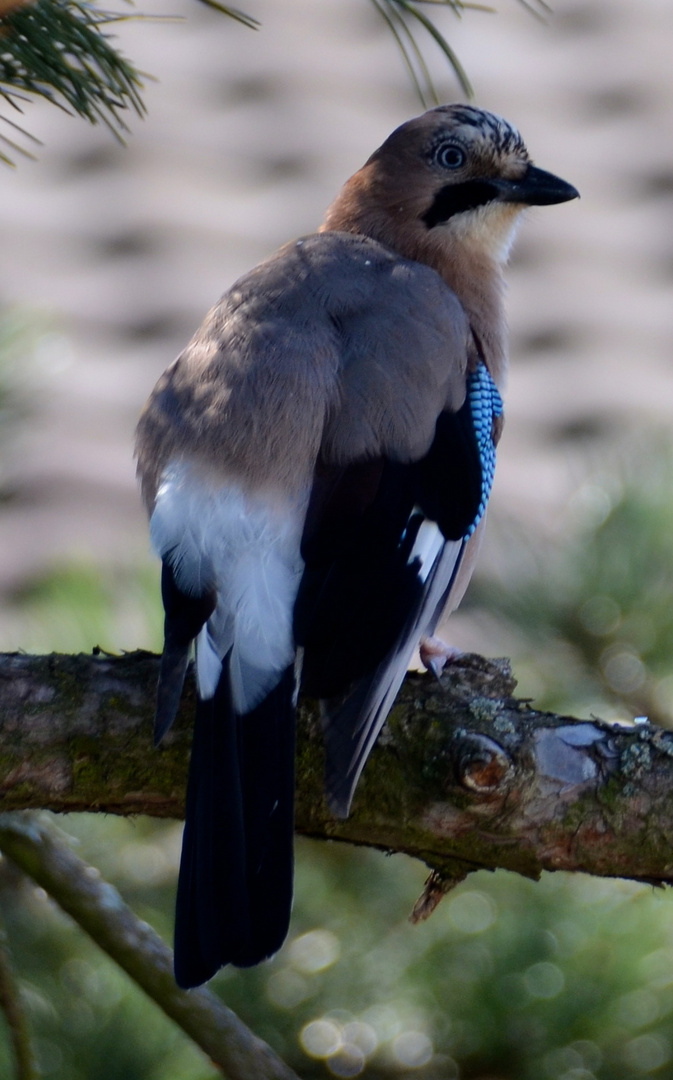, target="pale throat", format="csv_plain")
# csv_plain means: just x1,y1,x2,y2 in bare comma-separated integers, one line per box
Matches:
419,215,520,390
446,200,524,267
